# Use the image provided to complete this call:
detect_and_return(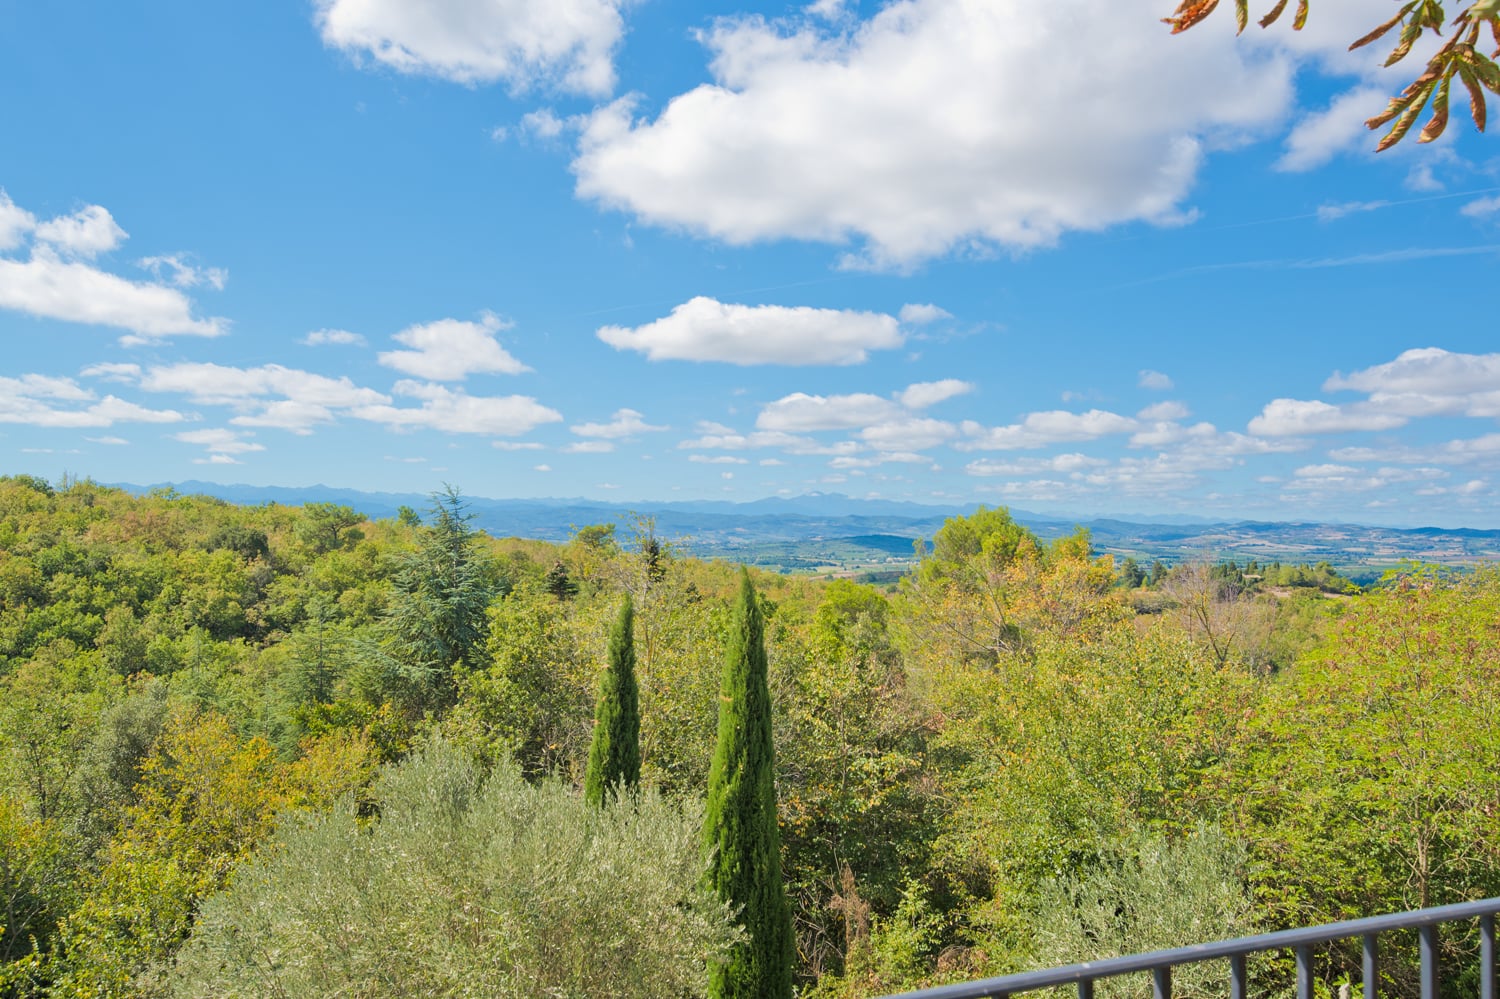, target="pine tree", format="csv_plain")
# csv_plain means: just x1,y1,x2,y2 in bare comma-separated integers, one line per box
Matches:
584,595,641,806
703,570,794,999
